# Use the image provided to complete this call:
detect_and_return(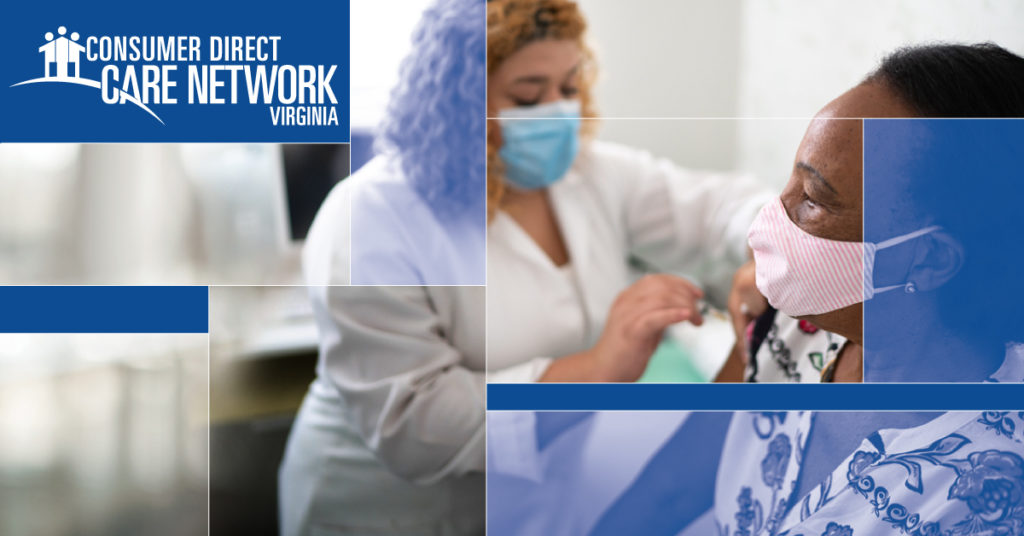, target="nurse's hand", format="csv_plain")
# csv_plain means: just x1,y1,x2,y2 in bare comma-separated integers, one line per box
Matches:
727,260,767,344
540,274,704,382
